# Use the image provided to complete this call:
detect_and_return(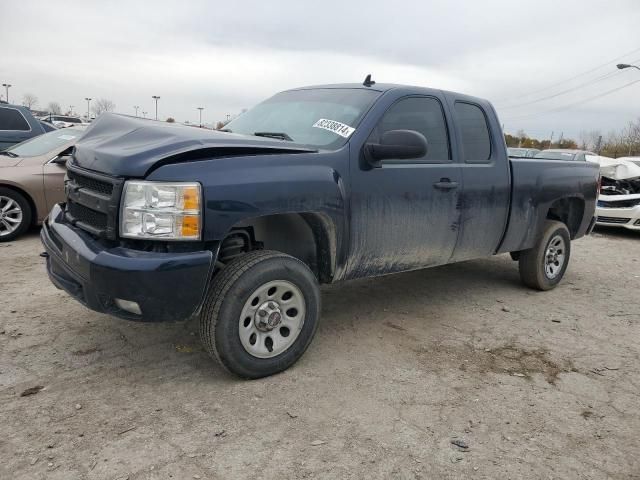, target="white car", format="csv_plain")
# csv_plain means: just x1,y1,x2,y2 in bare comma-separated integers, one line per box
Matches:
38,114,88,129
617,156,640,168
587,156,640,230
